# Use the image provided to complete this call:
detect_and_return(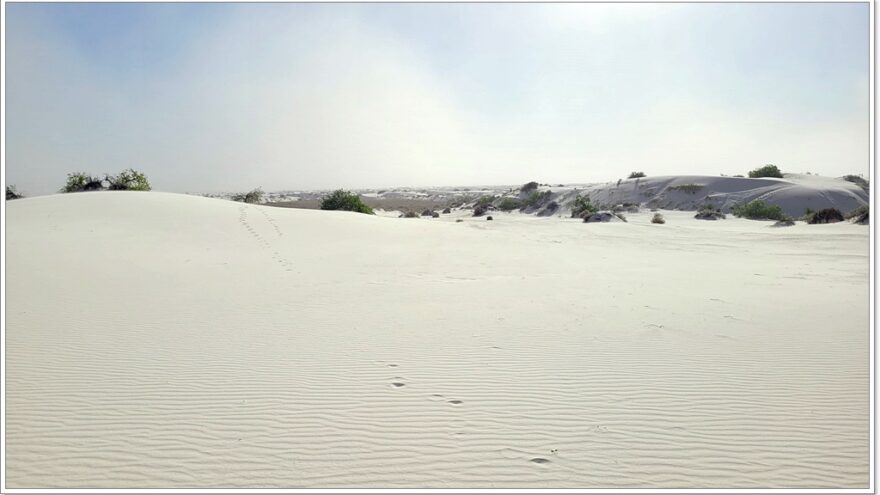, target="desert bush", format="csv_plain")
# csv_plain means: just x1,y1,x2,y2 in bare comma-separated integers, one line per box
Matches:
570,194,598,218
473,204,489,216
61,169,151,193
231,188,264,204
6,185,23,200
731,200,789,221
475,195,496,207
108,168,151,191
748,164,783,178
846,205,869,224
497,197,522,211
431,211,440,218
320,189,374,214
669,183,704,194
628,171,646,179
401,211,419,218
442,207,452,214
842,174,869,192
486,216,493,221
845,205,868,220
520,181,539,194
61,172,102,192
695,205,727,220
421,209,434,216
522,190,552,209
651,213,665,224
805,208,844,224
